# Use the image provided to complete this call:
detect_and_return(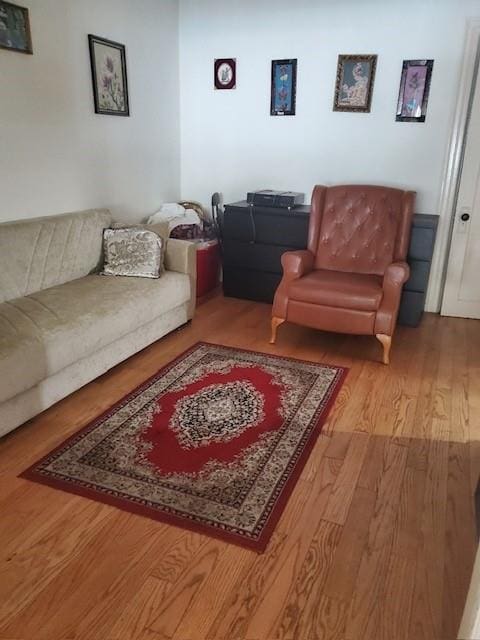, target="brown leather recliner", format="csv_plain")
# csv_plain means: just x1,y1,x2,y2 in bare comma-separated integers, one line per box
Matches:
270,185,415,364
